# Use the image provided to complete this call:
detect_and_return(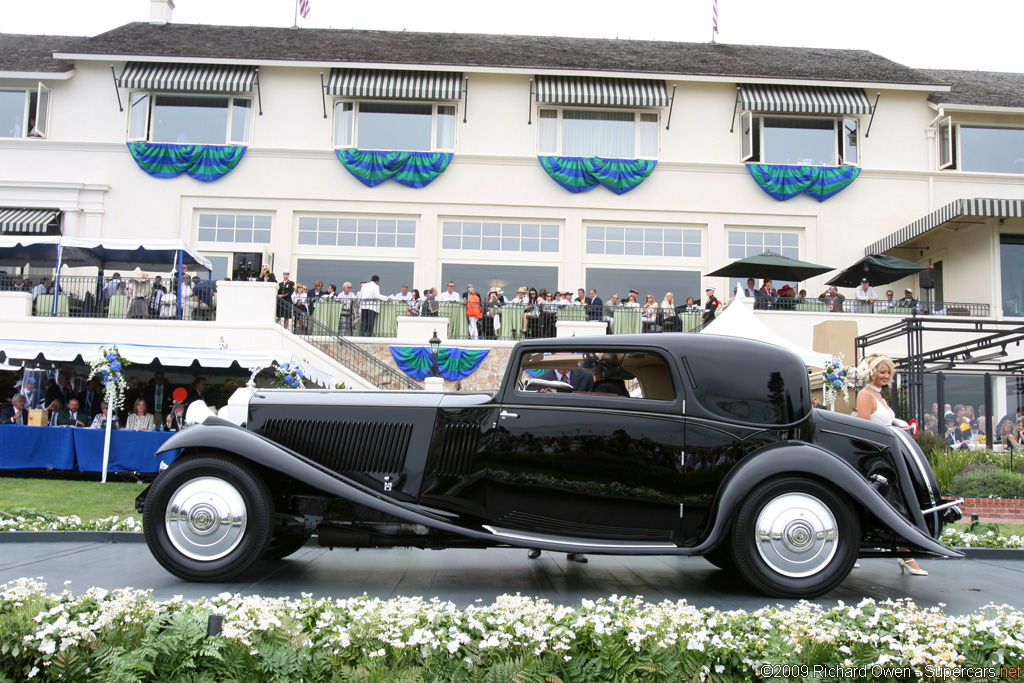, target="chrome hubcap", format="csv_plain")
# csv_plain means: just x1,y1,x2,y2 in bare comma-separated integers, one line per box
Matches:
755,493,838,577
165,476,247,561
